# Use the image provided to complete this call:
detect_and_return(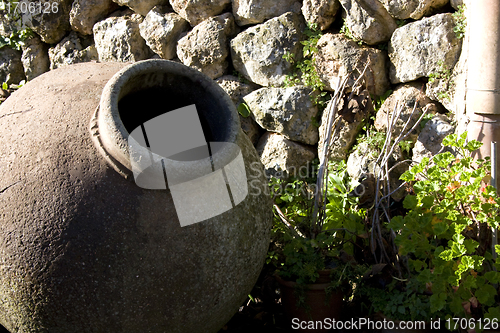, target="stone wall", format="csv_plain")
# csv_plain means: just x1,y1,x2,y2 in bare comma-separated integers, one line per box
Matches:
0,0,469,191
